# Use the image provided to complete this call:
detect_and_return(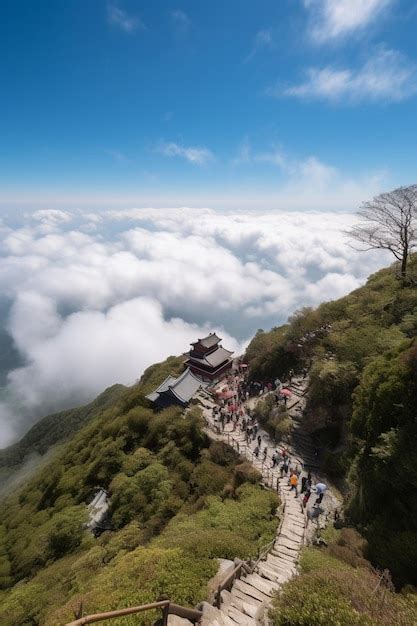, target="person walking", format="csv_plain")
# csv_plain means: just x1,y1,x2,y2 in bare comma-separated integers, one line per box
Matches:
257,434,262,448
301,475,307,493
263,446,268,461
303,487,311,508
290,472,298,497
315,482,327,505
254,445,259,458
